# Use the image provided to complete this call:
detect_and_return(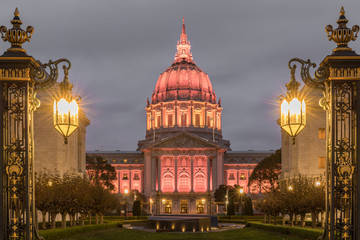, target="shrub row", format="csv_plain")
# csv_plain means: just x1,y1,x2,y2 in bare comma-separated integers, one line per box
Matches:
247,222,324,240
39,220,147,240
